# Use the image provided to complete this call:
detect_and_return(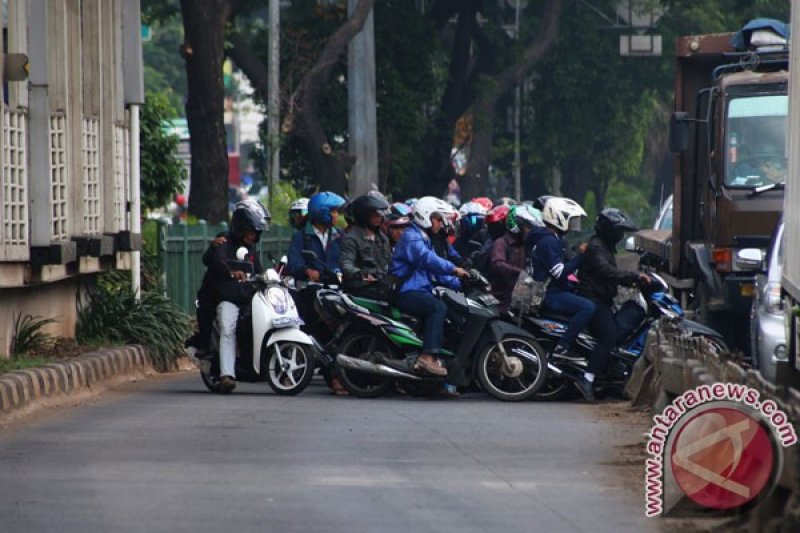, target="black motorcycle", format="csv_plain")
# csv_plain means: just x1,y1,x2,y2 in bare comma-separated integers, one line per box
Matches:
517,273,727,400
326,271,550,401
